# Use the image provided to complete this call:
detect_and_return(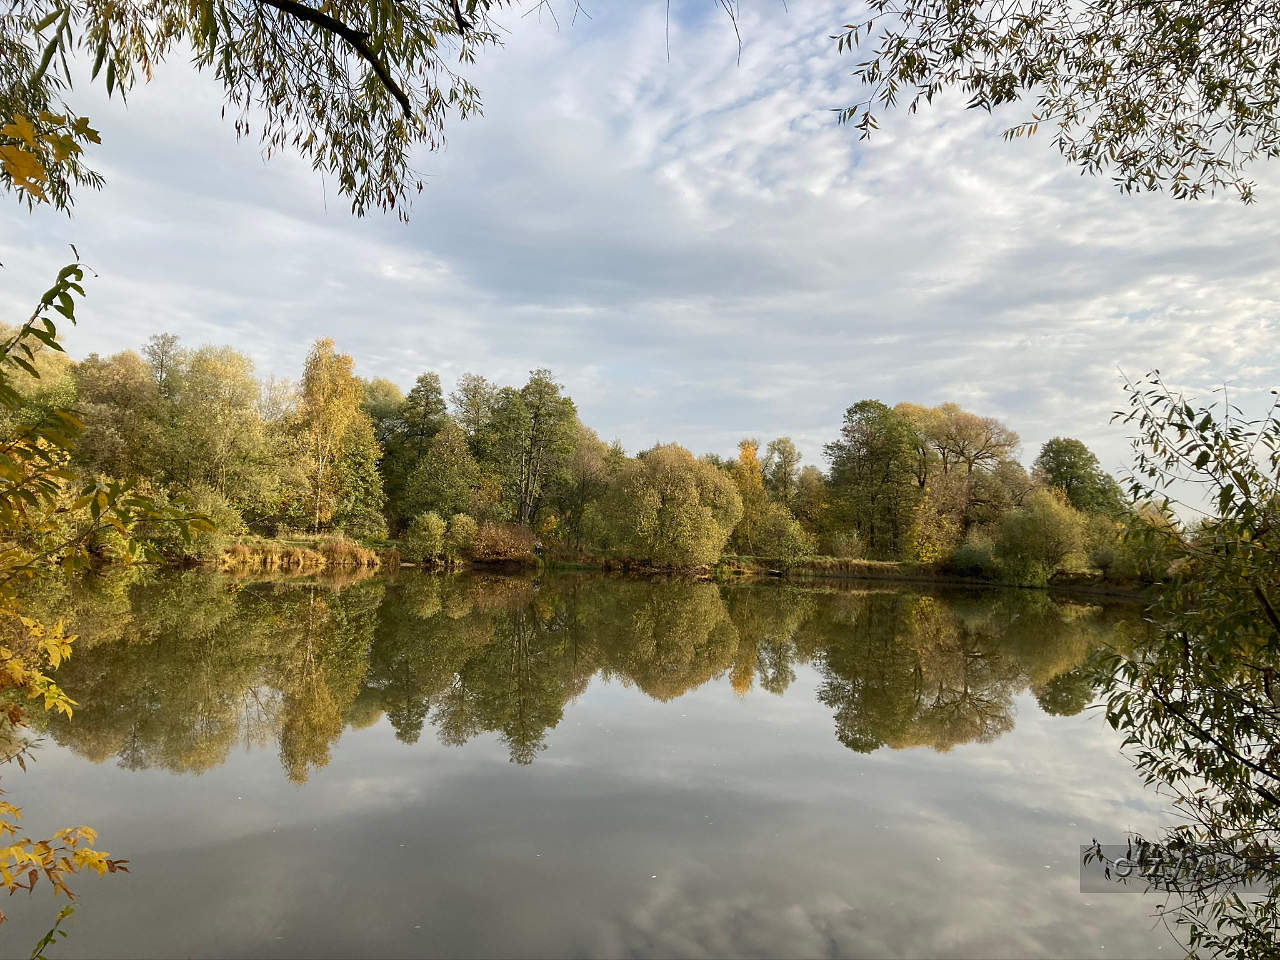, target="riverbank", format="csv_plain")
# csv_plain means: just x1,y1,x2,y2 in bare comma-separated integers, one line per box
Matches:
544,553,1151,600
208,538,1149,600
